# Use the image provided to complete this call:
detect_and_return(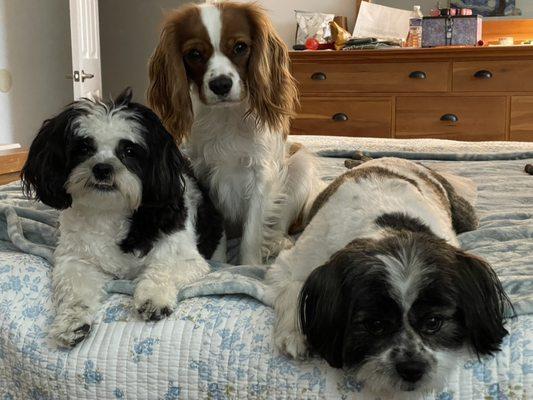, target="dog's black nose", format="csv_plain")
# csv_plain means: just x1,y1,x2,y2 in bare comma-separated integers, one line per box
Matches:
92,163,113,181
395,361,427,383
208,75,233,96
